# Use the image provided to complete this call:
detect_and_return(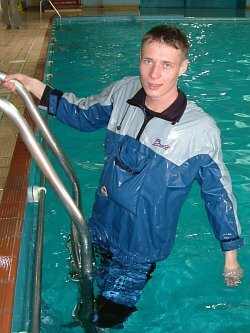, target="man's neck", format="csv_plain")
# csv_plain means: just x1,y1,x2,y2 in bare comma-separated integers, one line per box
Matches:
145,89,179,113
